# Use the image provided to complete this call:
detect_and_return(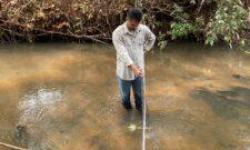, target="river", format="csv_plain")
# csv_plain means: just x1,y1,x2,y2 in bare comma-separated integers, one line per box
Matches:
0,43,249,150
